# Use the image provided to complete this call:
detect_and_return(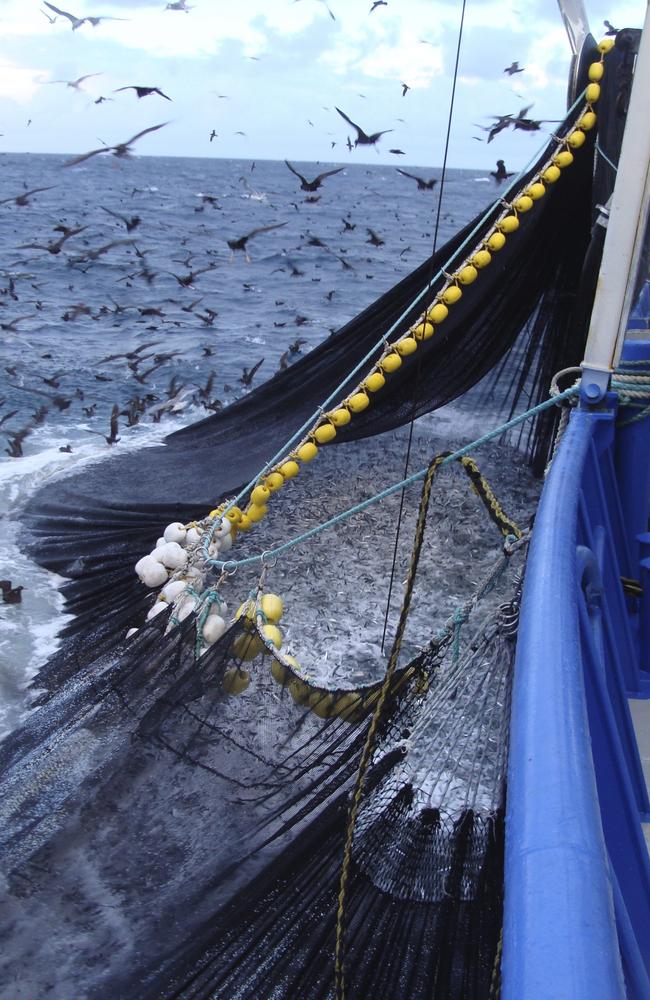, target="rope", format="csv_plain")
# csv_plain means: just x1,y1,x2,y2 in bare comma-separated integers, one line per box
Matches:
333,452,447,1000
207,387,576,572
382,0,468,655
210,90,591,533
595,141,618,173
333,450,528,998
